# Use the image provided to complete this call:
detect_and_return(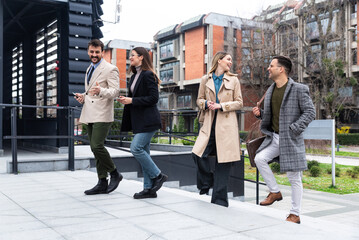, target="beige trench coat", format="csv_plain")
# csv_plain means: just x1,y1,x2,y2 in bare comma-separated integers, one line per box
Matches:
192,73,243,163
